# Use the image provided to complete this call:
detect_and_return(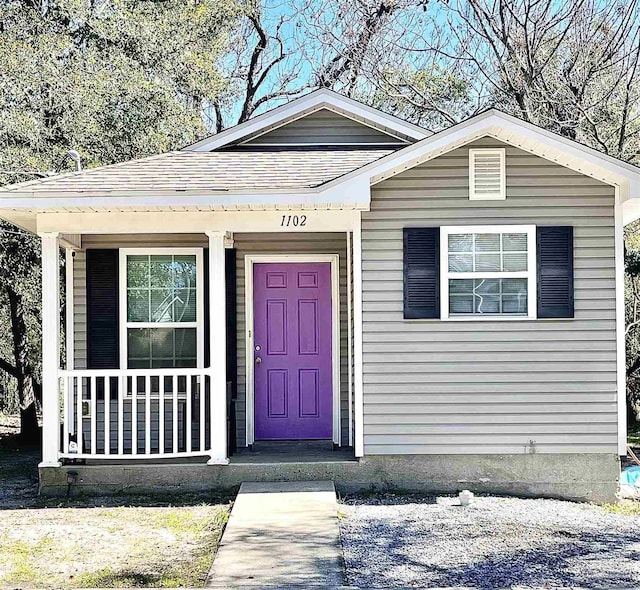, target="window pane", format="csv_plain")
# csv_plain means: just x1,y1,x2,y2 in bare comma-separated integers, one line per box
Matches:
449,278,528,316
475,294,500,314
448,234,472,252
175,327,197,361
128,254,198,325
475,233,500,252
448,231,529,274
449,279,474,294
150,255,174,288
502,278,528,293
151,288,175,323
475,253,501,272
449,254,473,272
127,290,149,322
127,255,149,288
502,233,527,252
127,327,197,369
503,252,527,272
128,328,151,368
128,328,151,358
474,278,500,294
450,296,474,314
151,327,174,358
503,295,527,314
174,255,197,289
174,288,197,322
